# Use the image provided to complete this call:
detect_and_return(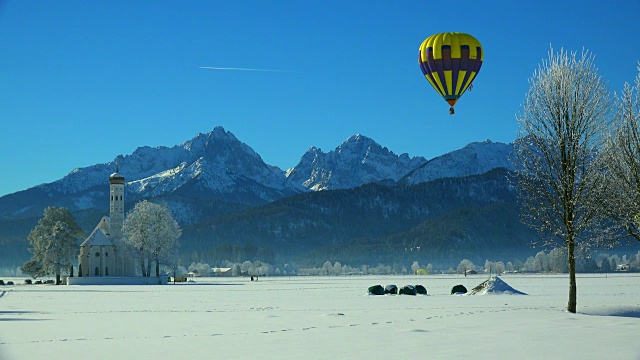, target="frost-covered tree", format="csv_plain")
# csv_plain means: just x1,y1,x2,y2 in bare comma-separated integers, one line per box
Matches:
123,200,181,276
425,263,434,274
373,264,392,275
188,262,211,276
575,250,598,273
254,262,273,276
523,256,536,272
598,255,612,272
21,207,84,284
360,265,369,274
549,247,568,273
330,262,341,275
321,261,332,275
232,264,242,277
411,261,420,274
630,251,640,271
513,48,613,313
457,259,475,276
609,255,620,271
483,260,505,275
514,259,524,272
599,64,640,244
534,251,550,273
241,261,252,274
484,260,494,274
506,262,514,272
